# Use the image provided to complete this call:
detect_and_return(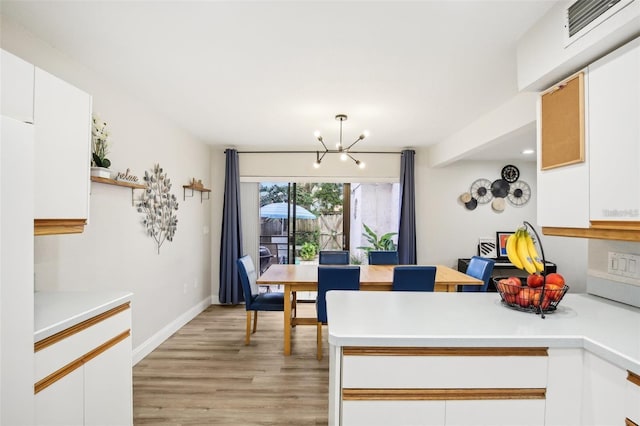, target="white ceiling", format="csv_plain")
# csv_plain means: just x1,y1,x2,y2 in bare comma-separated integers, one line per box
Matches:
1,1,554,160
